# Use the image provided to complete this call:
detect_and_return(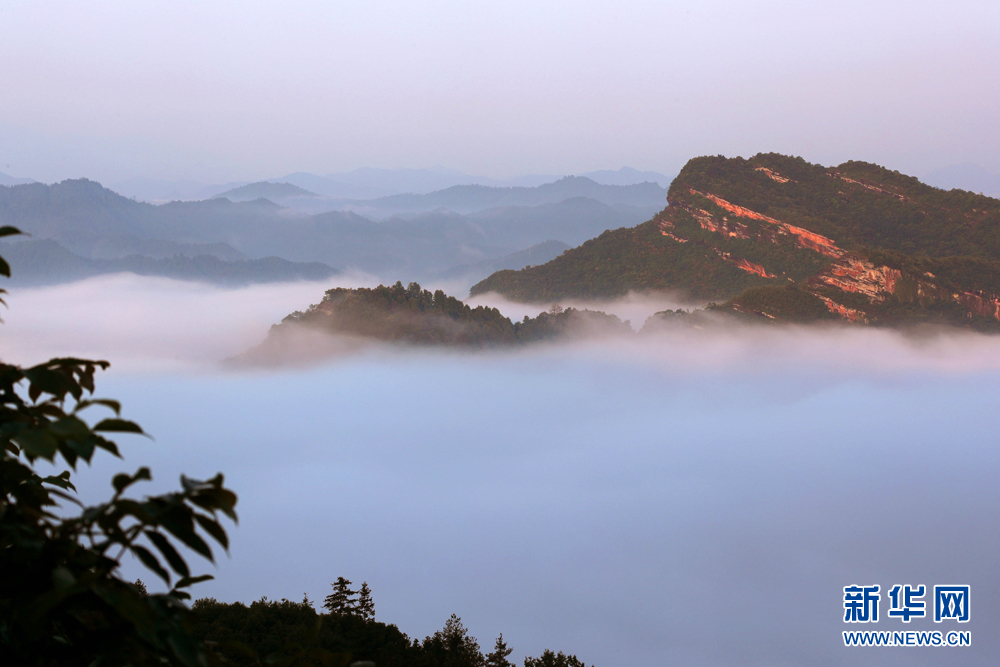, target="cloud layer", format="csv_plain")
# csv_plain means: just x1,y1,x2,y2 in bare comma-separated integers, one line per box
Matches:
10,276,999,666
